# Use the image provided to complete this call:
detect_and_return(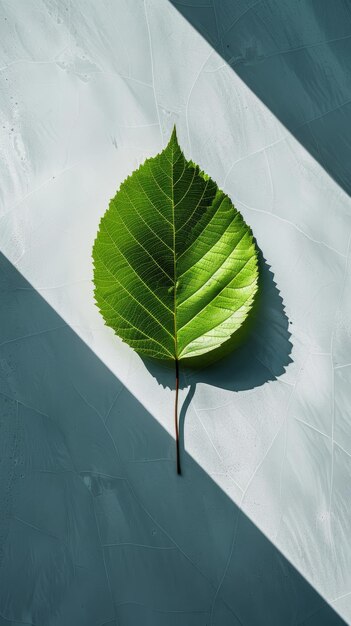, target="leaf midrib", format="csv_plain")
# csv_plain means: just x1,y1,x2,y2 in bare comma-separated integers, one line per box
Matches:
171,140,178,360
